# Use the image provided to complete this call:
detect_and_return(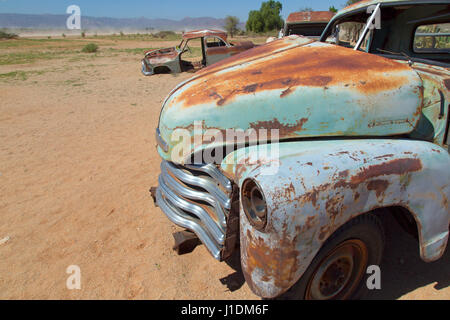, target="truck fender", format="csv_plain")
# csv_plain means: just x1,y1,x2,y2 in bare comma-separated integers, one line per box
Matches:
221,139,449,298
